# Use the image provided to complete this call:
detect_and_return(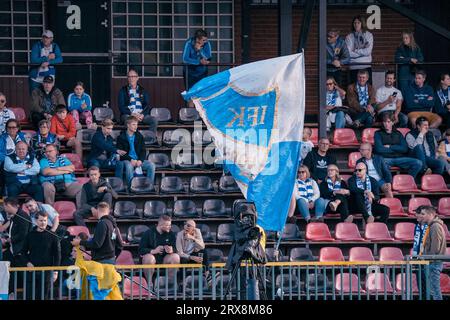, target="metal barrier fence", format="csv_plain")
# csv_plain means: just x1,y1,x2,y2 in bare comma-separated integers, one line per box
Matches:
8,260,431,300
